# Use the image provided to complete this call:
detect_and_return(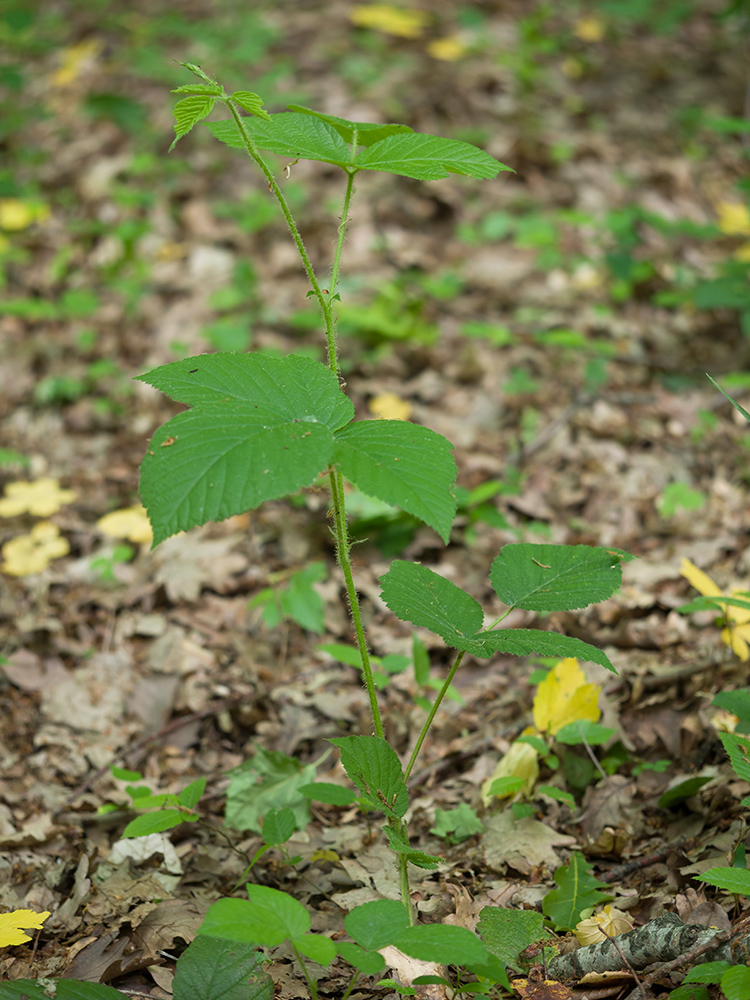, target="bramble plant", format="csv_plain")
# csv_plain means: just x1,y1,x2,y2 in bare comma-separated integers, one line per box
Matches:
12,64,635,999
